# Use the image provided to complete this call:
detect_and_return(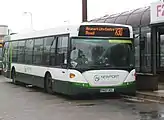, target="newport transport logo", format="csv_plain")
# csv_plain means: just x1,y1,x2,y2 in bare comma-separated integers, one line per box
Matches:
94,75,100,82
94,74,119,82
